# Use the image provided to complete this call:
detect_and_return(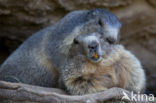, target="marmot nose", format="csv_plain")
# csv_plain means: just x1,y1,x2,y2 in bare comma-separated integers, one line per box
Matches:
88,42,99,51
